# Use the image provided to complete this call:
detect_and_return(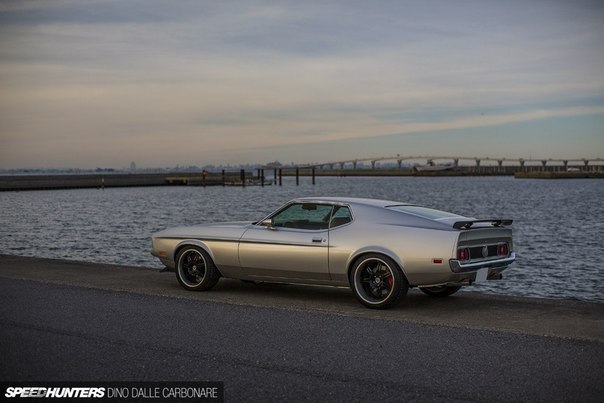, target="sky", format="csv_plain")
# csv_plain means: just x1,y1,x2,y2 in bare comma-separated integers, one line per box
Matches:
0,0,603,169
